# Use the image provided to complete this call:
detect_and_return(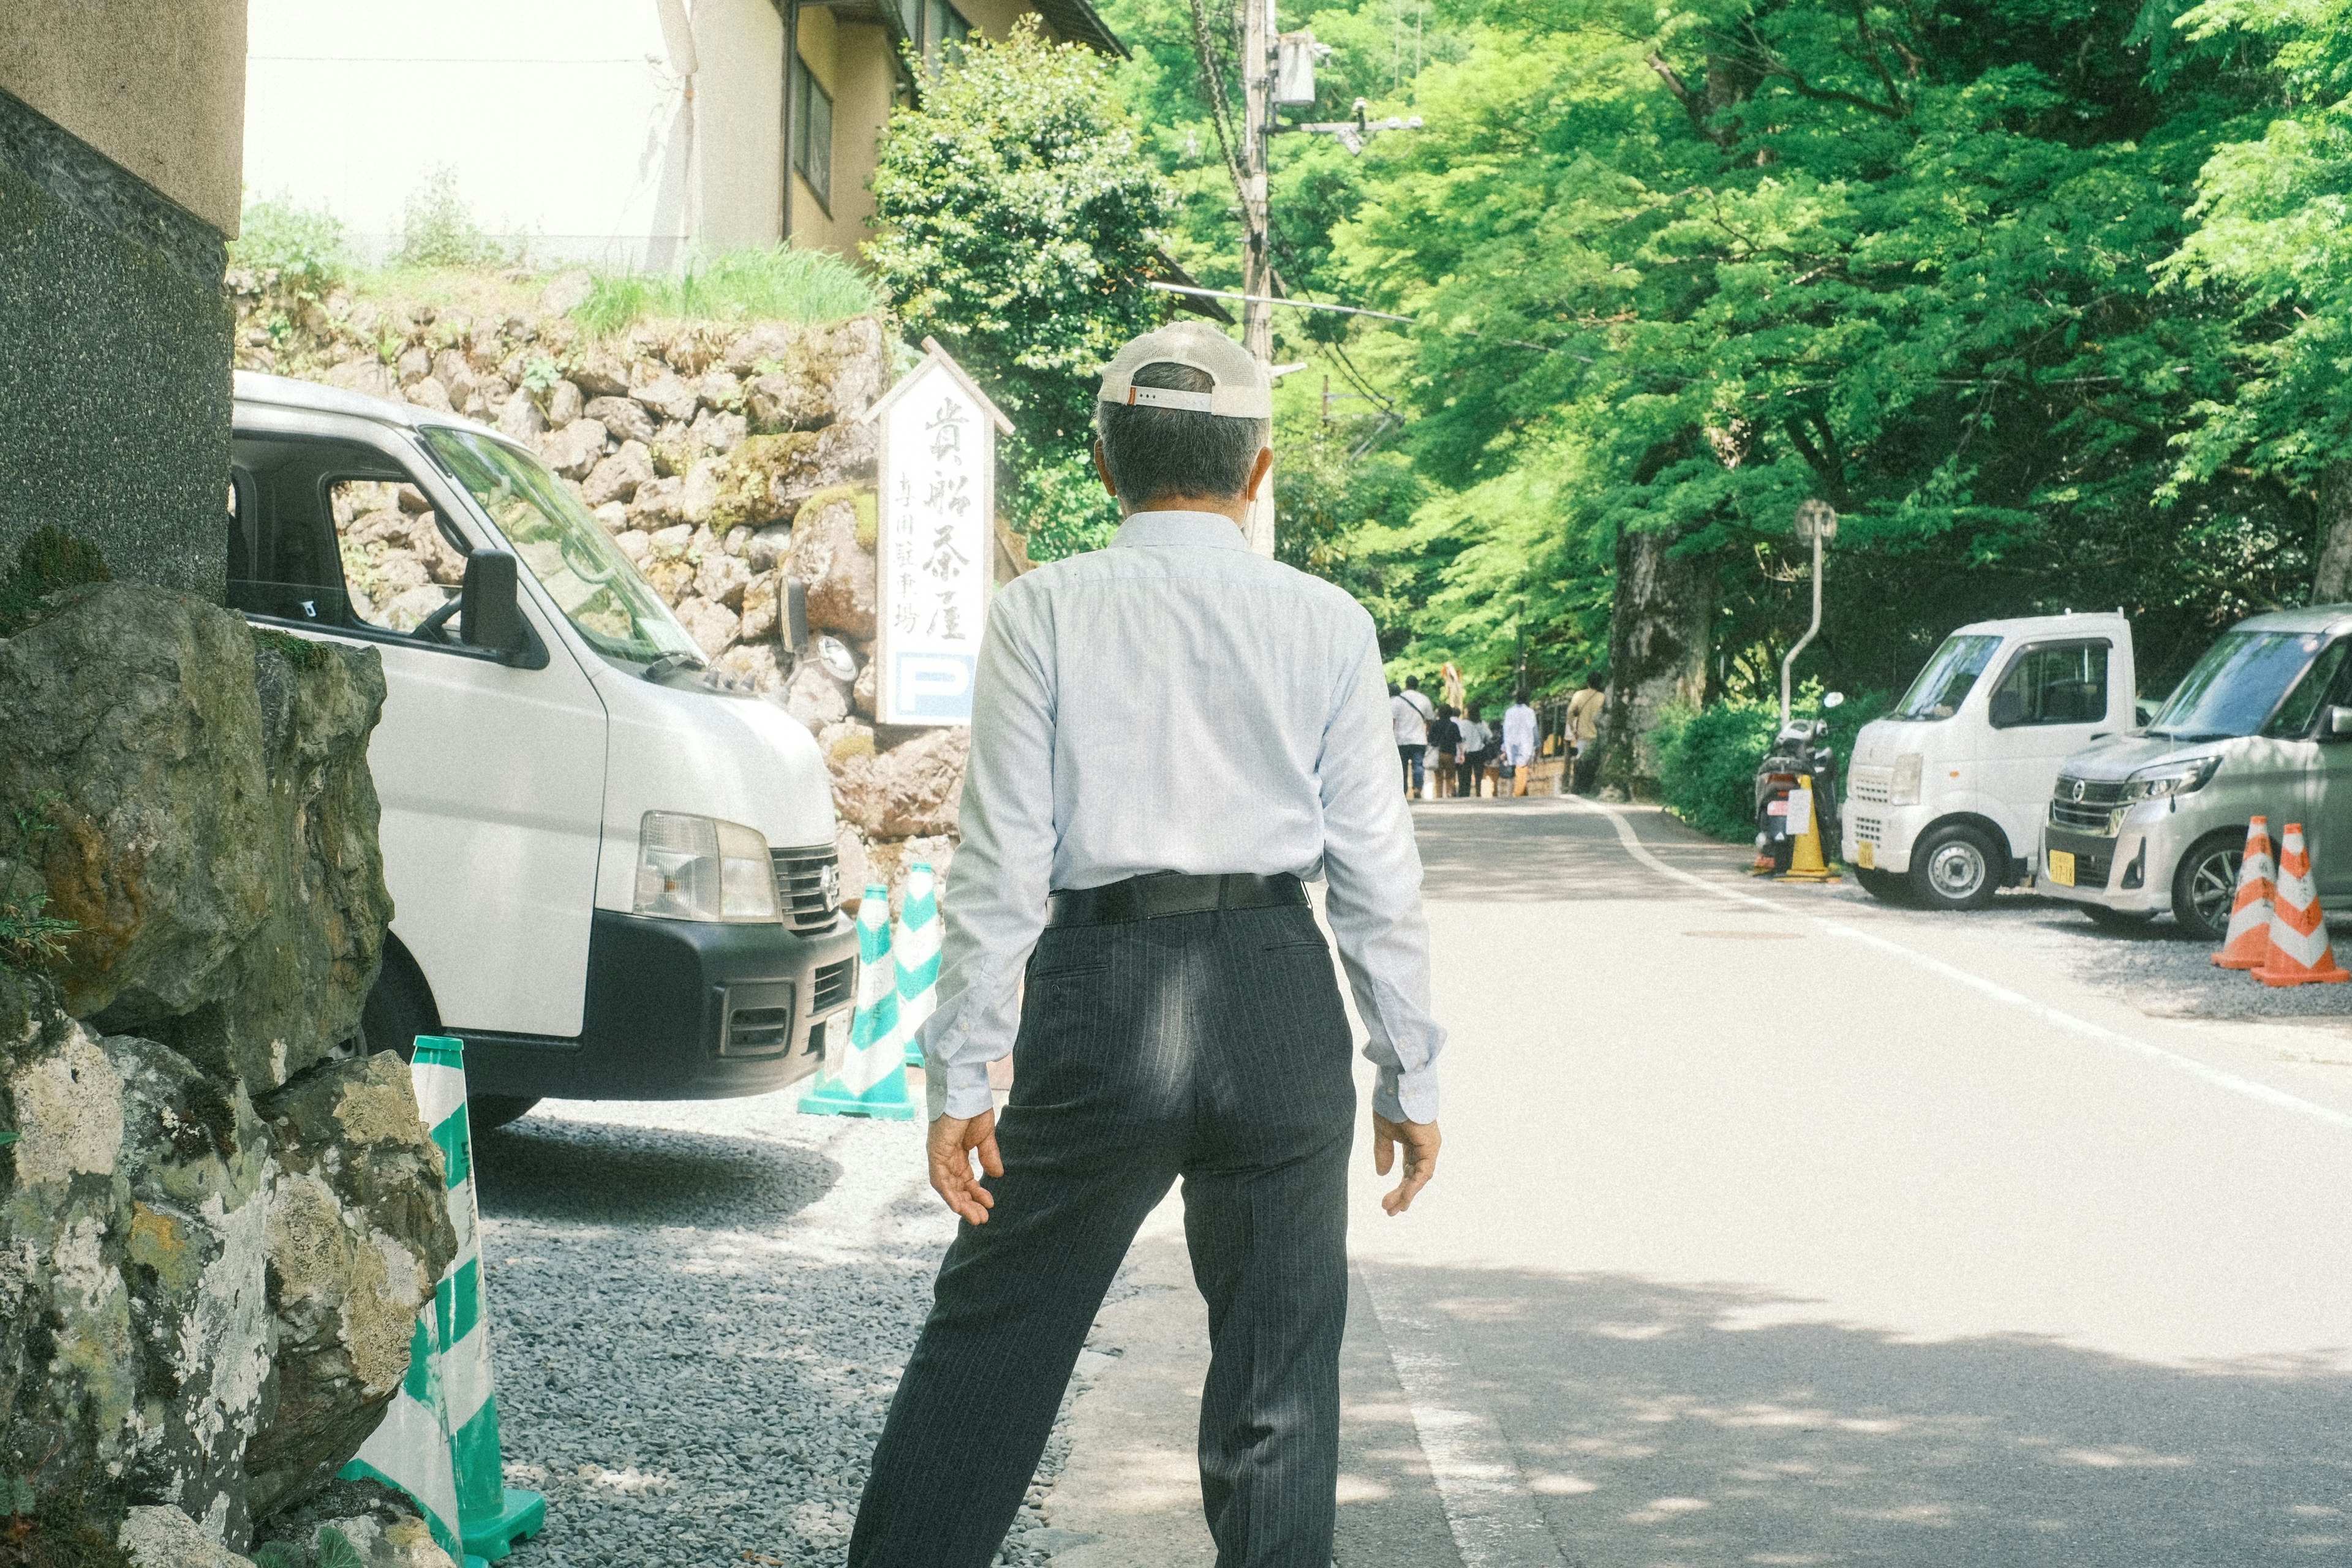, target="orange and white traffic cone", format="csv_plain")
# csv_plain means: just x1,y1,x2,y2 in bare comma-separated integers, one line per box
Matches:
2252,823,2349,987
2211,816,2278,970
